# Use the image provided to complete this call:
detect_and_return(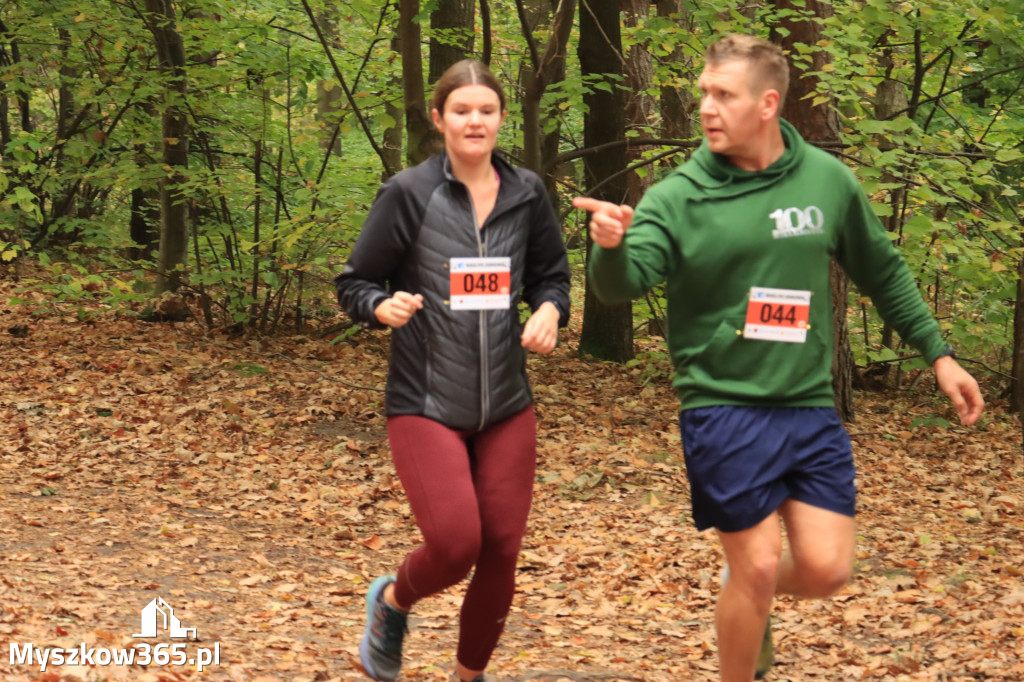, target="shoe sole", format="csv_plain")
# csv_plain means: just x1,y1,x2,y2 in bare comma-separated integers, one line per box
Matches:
359,575,396,681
